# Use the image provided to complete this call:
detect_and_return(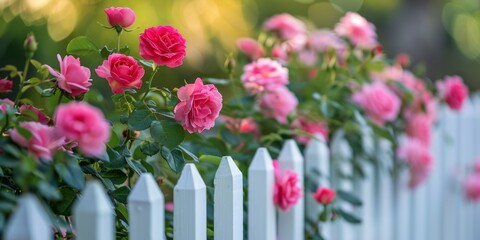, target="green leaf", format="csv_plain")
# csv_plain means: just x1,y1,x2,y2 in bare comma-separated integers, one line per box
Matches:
119,45,130,55
38,182,62,201
1,65,17,78
337,190,363,206
54,160,85,190
113,186,130,204
128,108,155,131
199,155,222,164
0,155,19,167
204,78,230,85
16,126,33,141
52,187,77,215
126,158,147,175
178,145,199,162
150,121,185,149
66,36,98,56
161,147,185,173
139,141,160,156
139,59,153,68
102,170,127,185
115,203,129,222
337,208,362,224
105,146,127,169
41,88,55,97
100,45,114,59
